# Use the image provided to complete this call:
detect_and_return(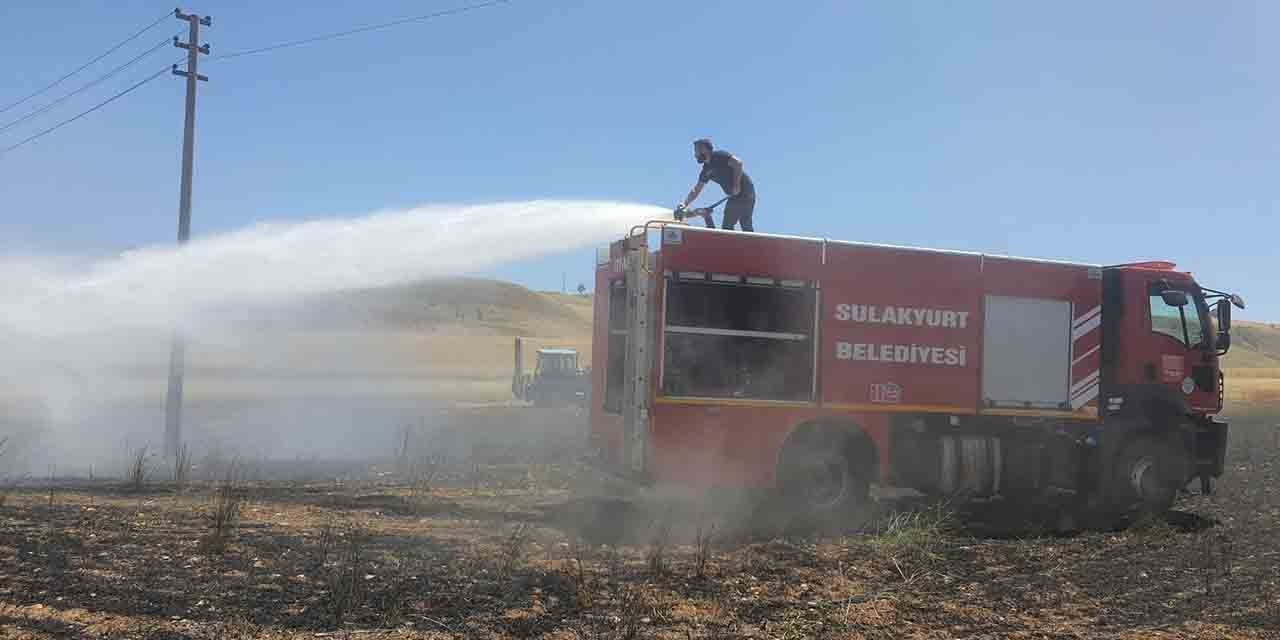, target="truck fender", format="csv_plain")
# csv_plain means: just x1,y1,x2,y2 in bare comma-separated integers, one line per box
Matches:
775,418,879,487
